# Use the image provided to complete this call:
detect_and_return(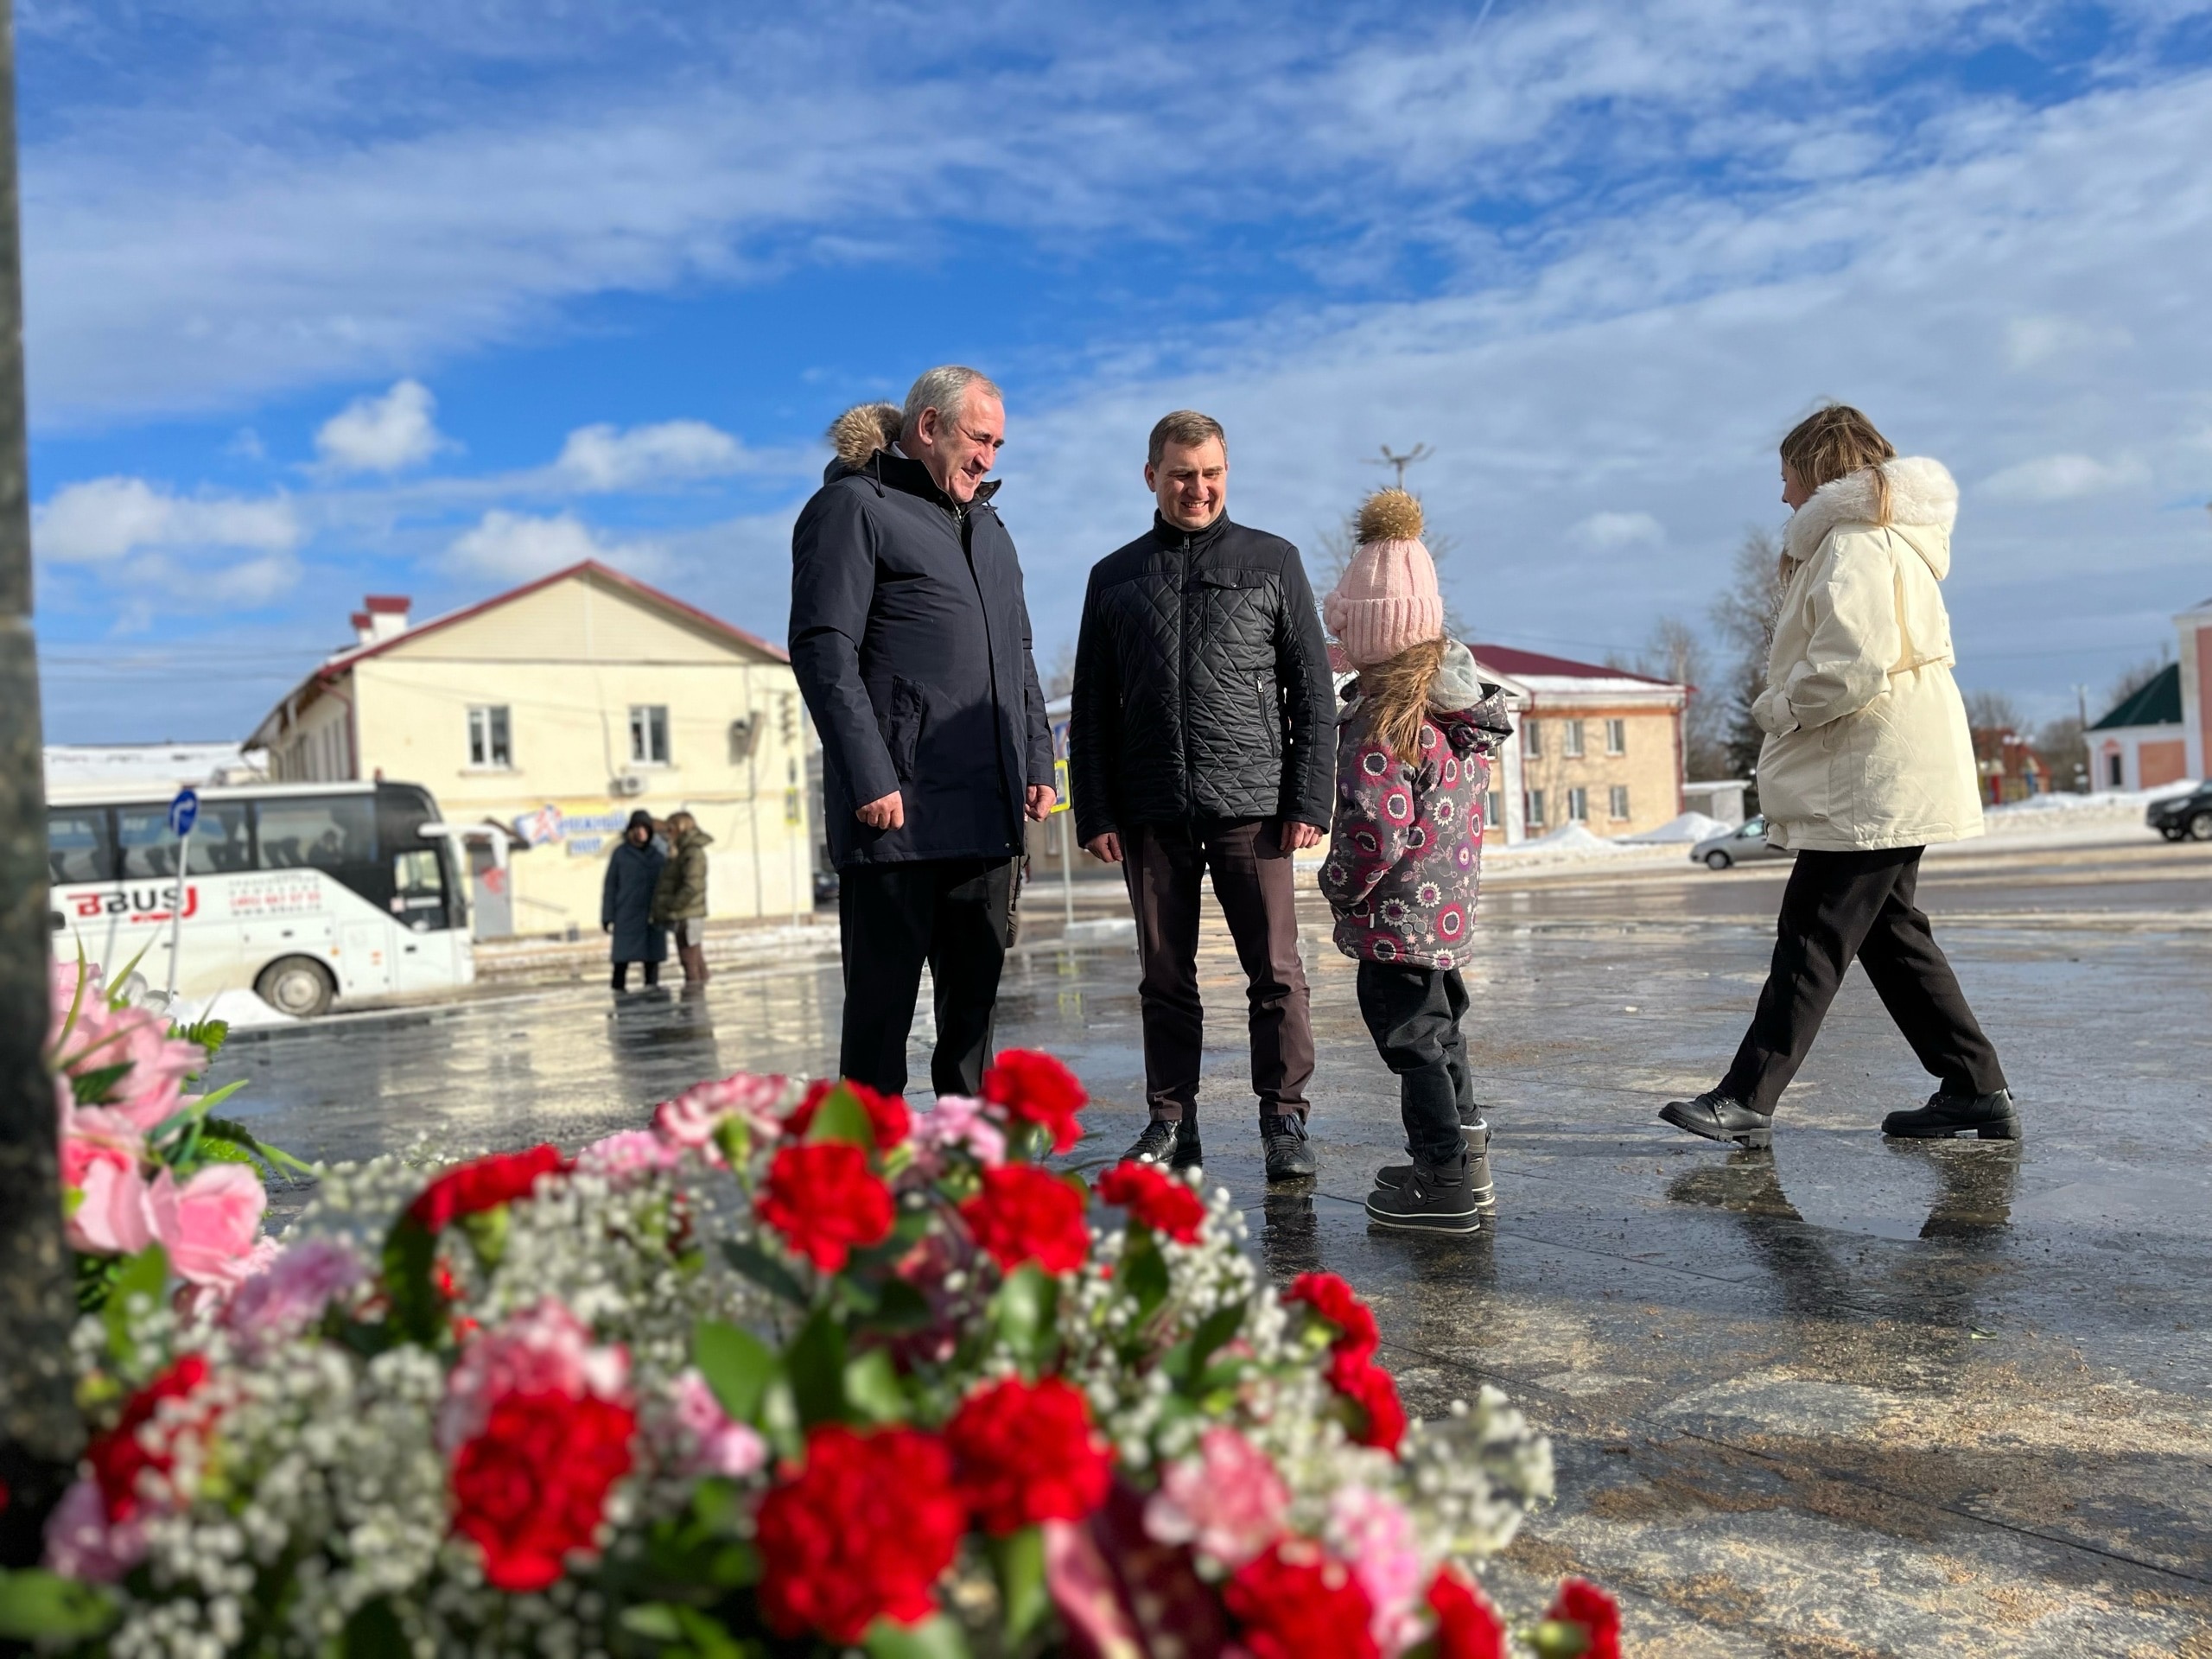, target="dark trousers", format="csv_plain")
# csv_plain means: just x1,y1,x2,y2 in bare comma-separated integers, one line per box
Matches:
1719,846,2007,1115
838,857,1015,1100
1356,962,1474,1164
611,960,660,990
1122,819,1313,1127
